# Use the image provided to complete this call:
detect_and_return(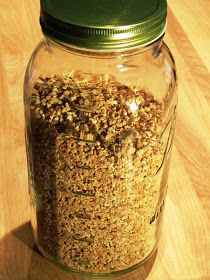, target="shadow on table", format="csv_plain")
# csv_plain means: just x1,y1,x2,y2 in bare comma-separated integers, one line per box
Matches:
0,222,157,280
